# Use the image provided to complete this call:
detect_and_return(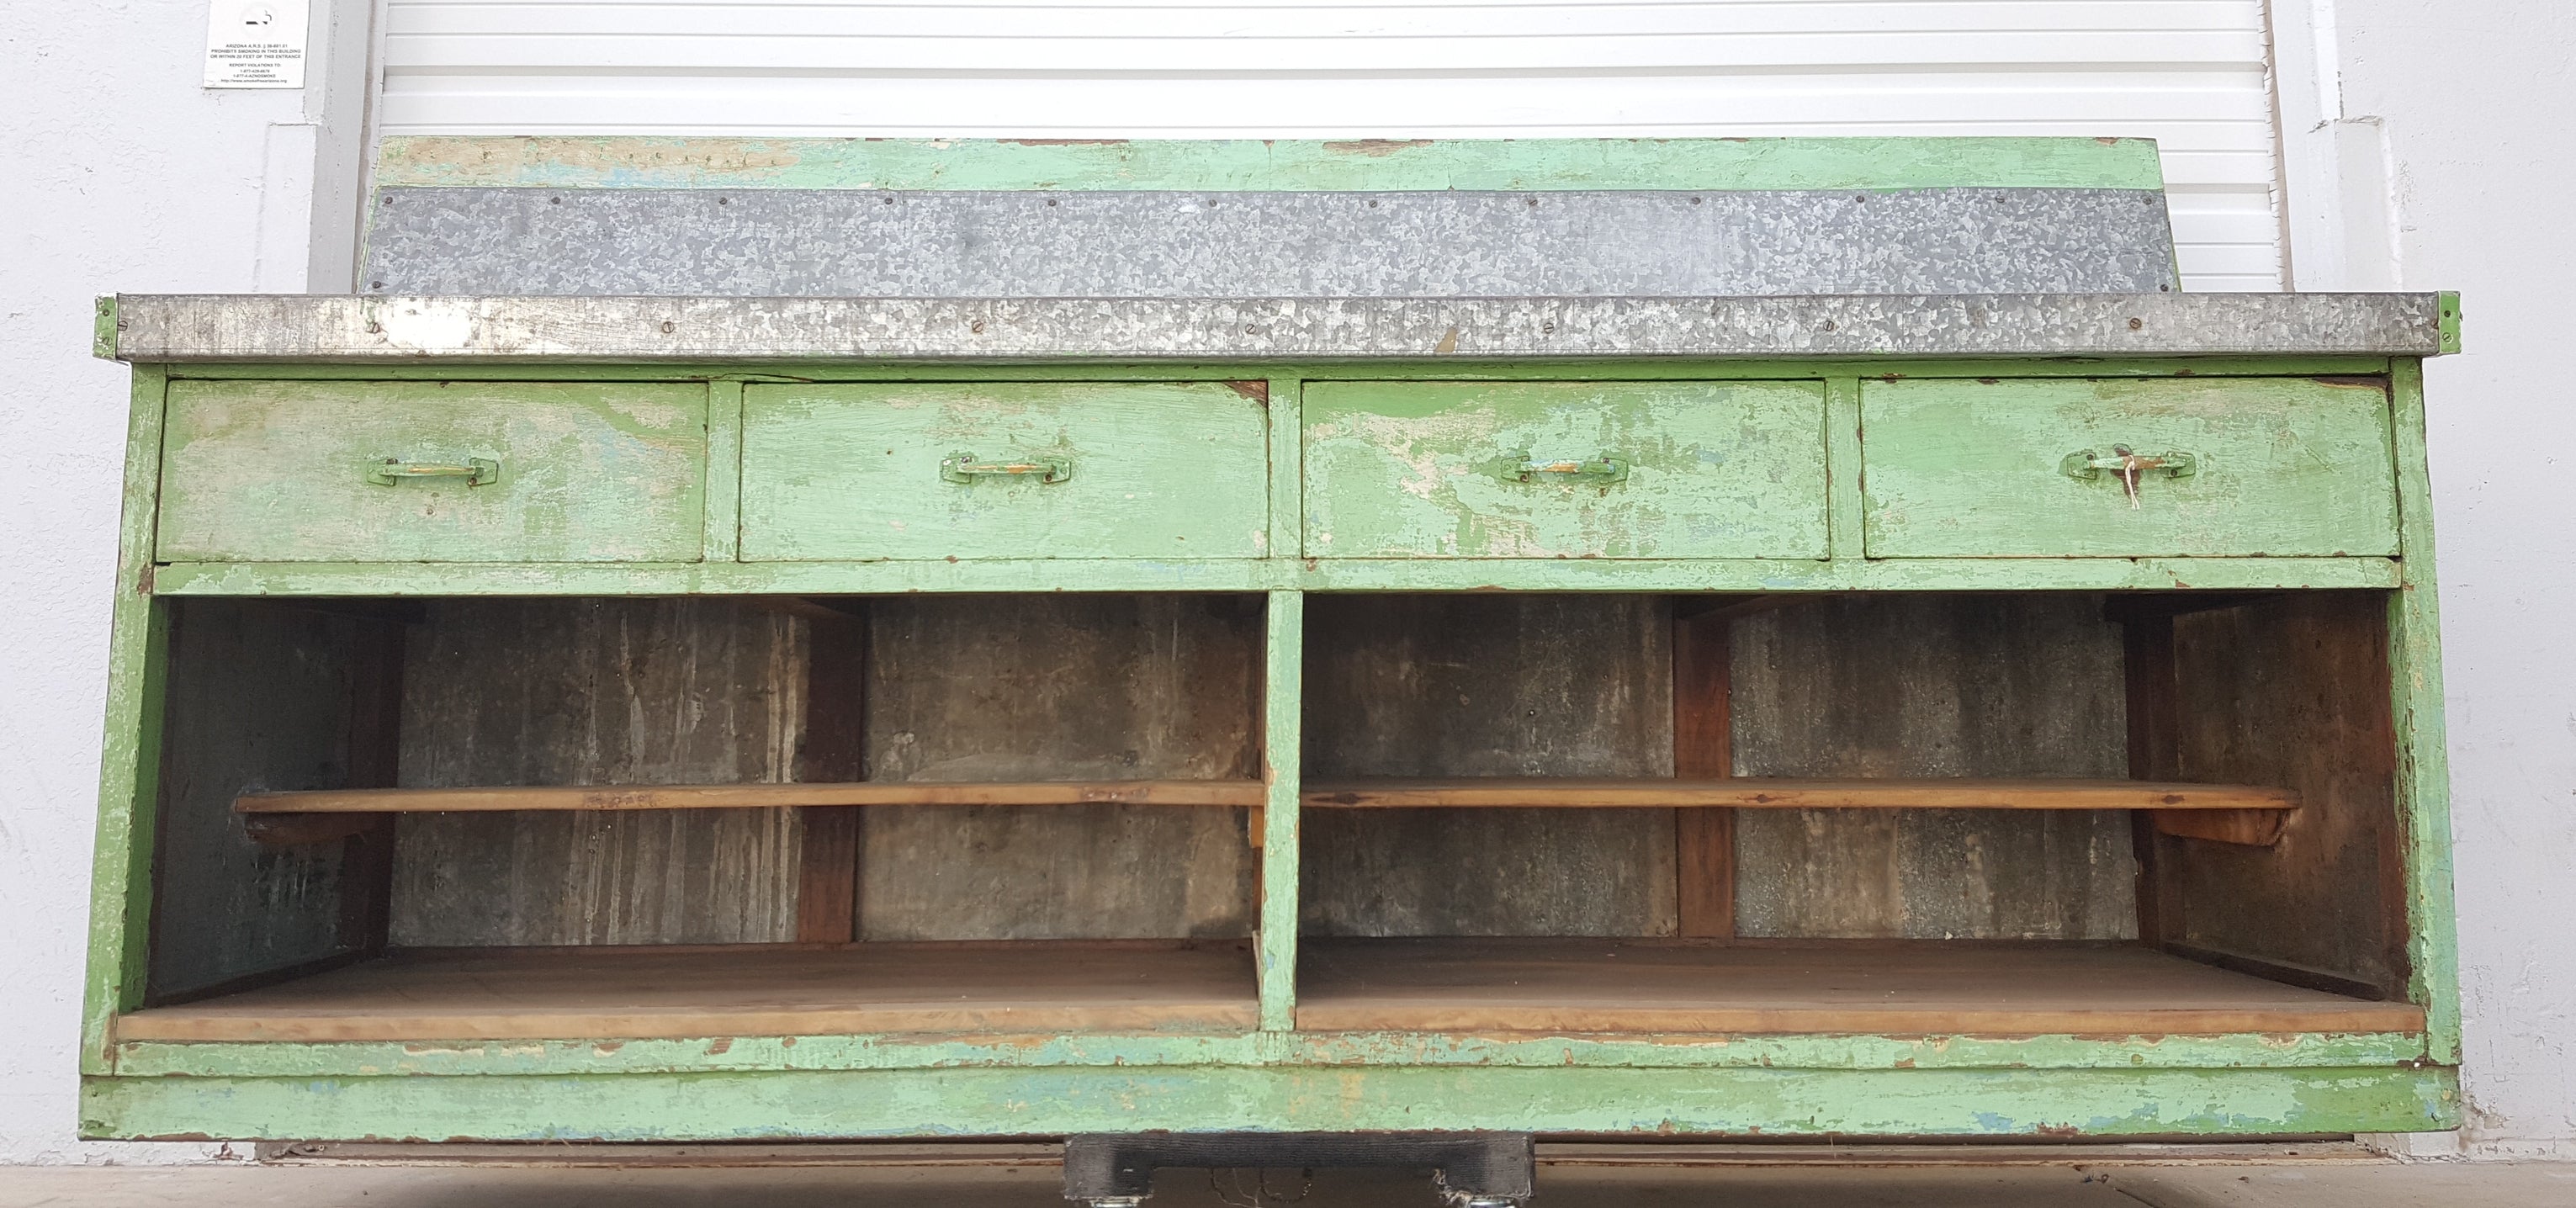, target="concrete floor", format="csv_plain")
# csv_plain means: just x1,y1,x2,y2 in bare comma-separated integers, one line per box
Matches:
5,1146,2573,1208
